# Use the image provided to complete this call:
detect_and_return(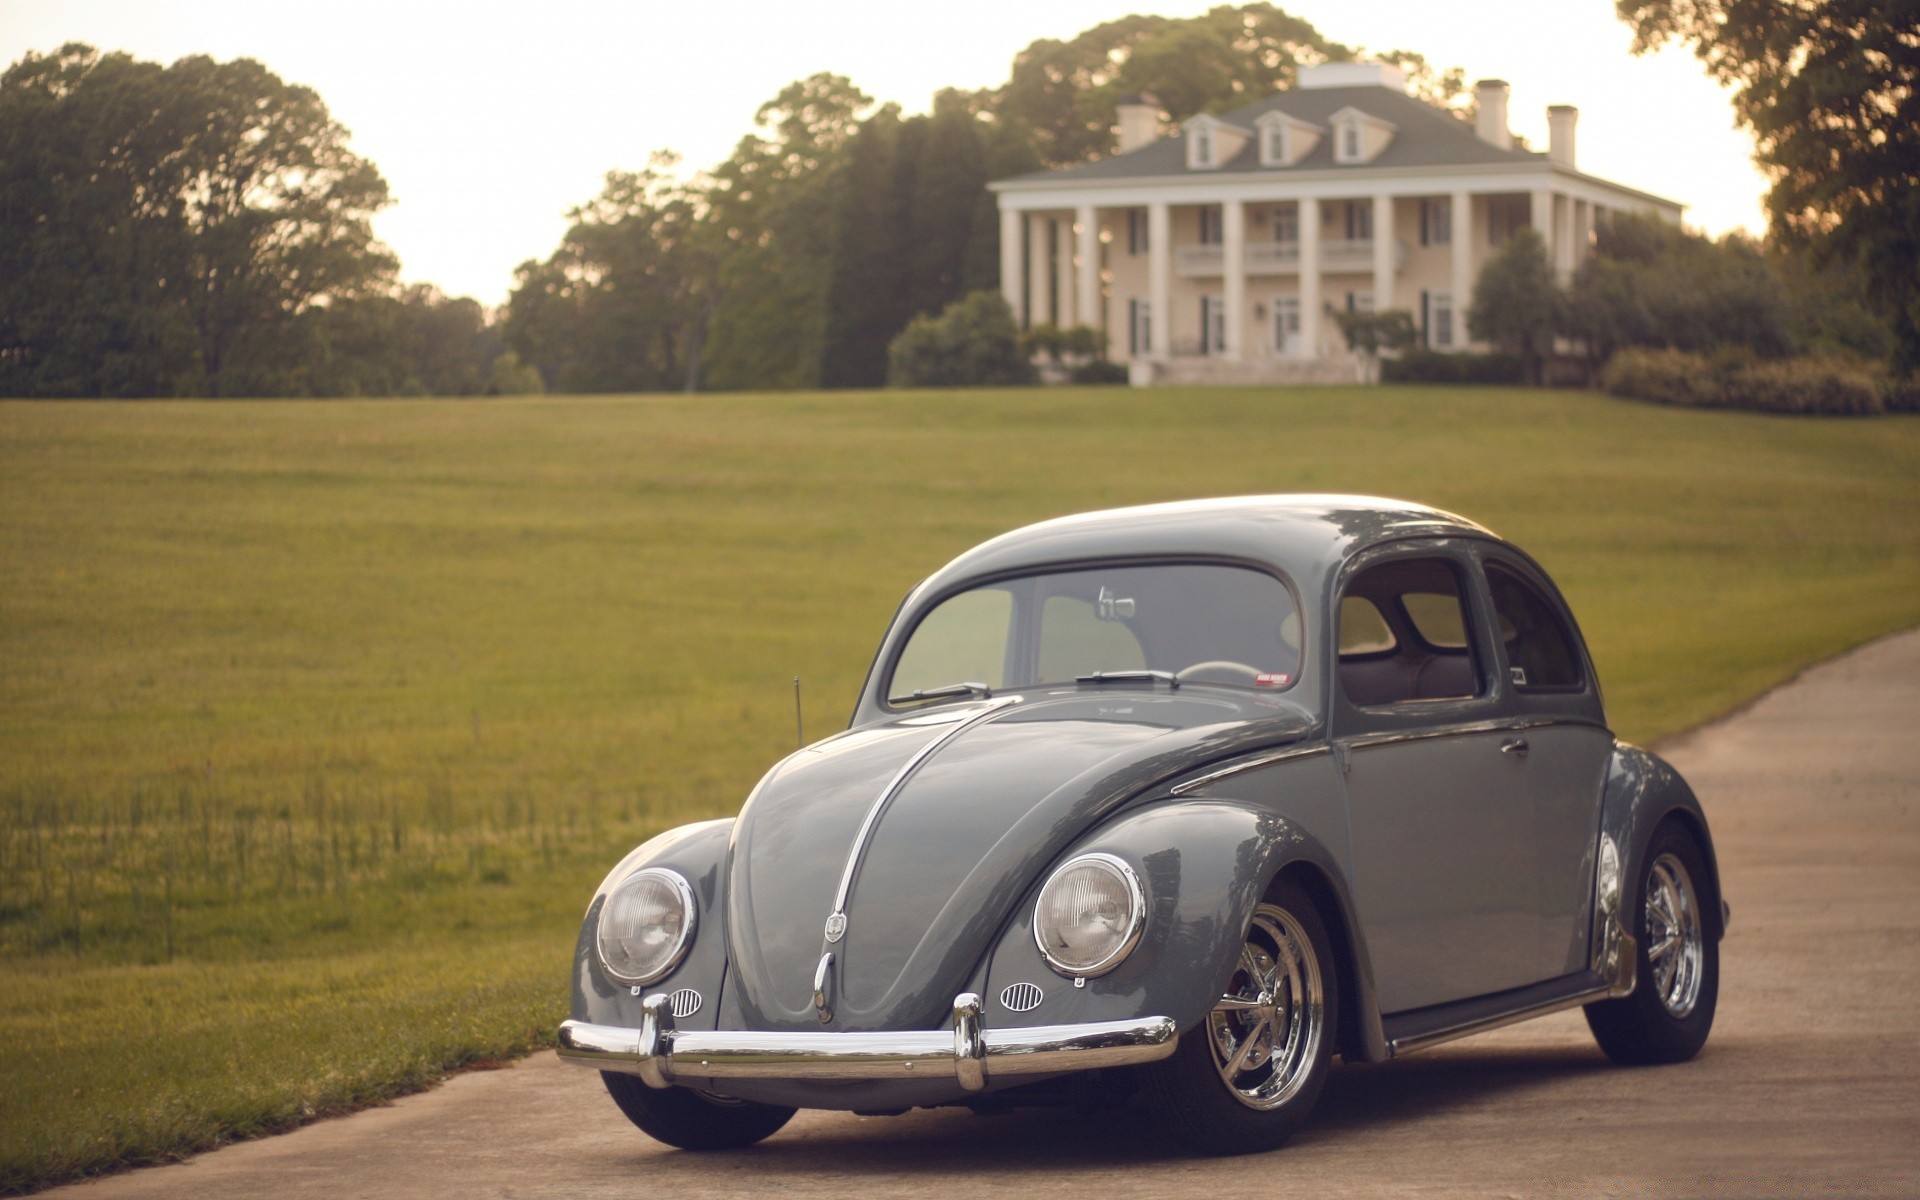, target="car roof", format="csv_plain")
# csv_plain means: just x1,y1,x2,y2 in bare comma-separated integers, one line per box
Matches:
912,495,1495,601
